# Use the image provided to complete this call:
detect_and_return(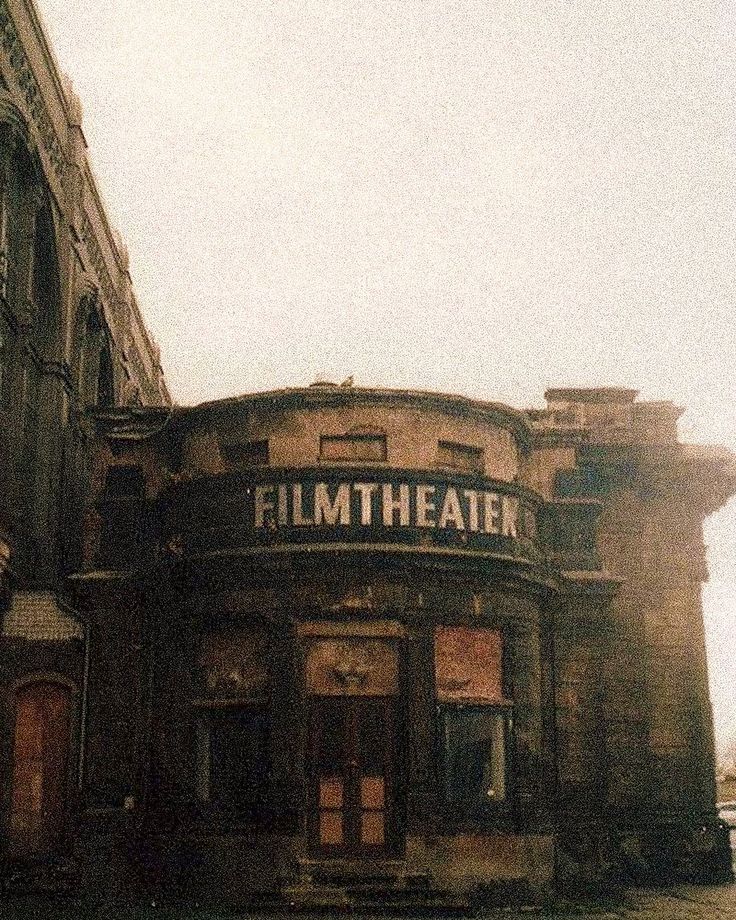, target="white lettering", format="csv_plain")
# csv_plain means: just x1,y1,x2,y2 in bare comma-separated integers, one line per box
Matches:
254,486,275,528
463,490,480,532
382,483,410,526
416,484,436,528
314,482,351,525
278,484,288,526
483,492,501,534
292,483,314,526
438,487,465,530
501,496,518,537
353,482,378,525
